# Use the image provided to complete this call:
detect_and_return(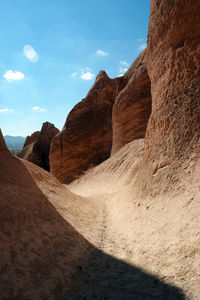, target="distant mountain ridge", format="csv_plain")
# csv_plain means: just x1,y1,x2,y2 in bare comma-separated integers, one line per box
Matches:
4,135,26,148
